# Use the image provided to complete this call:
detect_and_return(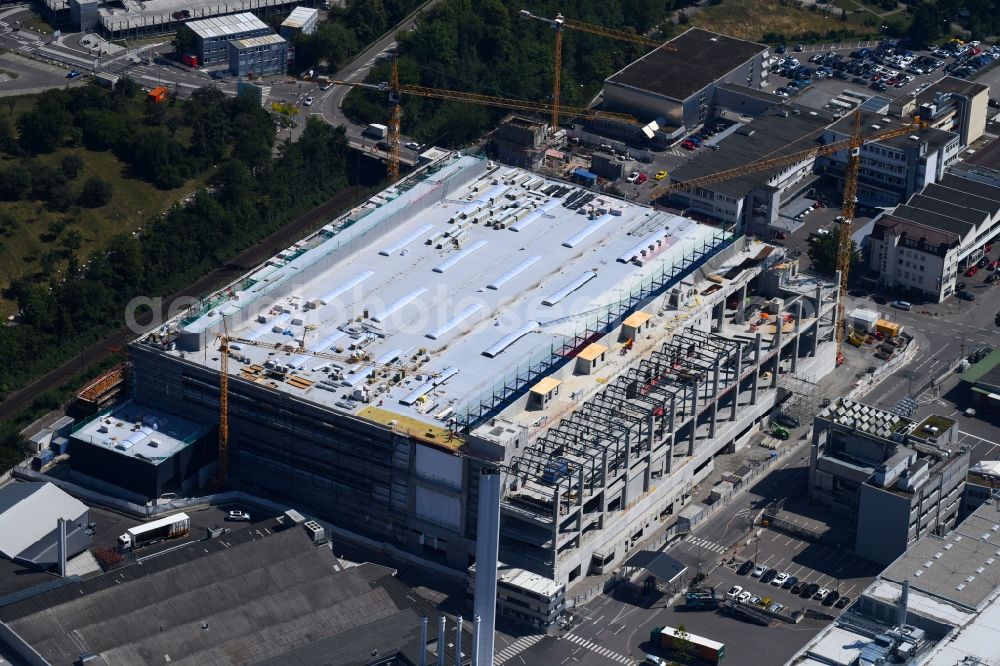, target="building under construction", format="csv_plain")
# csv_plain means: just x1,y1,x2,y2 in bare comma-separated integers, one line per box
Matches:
123,151,841,583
